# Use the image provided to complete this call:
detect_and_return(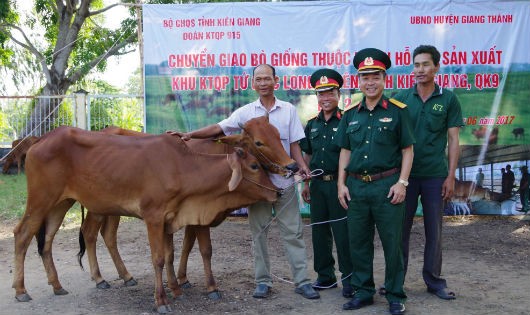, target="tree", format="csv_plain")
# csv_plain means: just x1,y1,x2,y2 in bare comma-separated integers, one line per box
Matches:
0,0,141,136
